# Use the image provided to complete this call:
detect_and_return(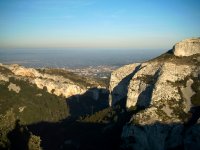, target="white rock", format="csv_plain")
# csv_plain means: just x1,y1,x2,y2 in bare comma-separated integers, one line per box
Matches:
126,62,160,108
8,83,21,93
34,78,86,98
173,38,200,56
109,38,200,150
181,79,195,112
109,58,198,124
0,74,9,82
19,106,26,112
109,63,140,106
1,64,89,99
